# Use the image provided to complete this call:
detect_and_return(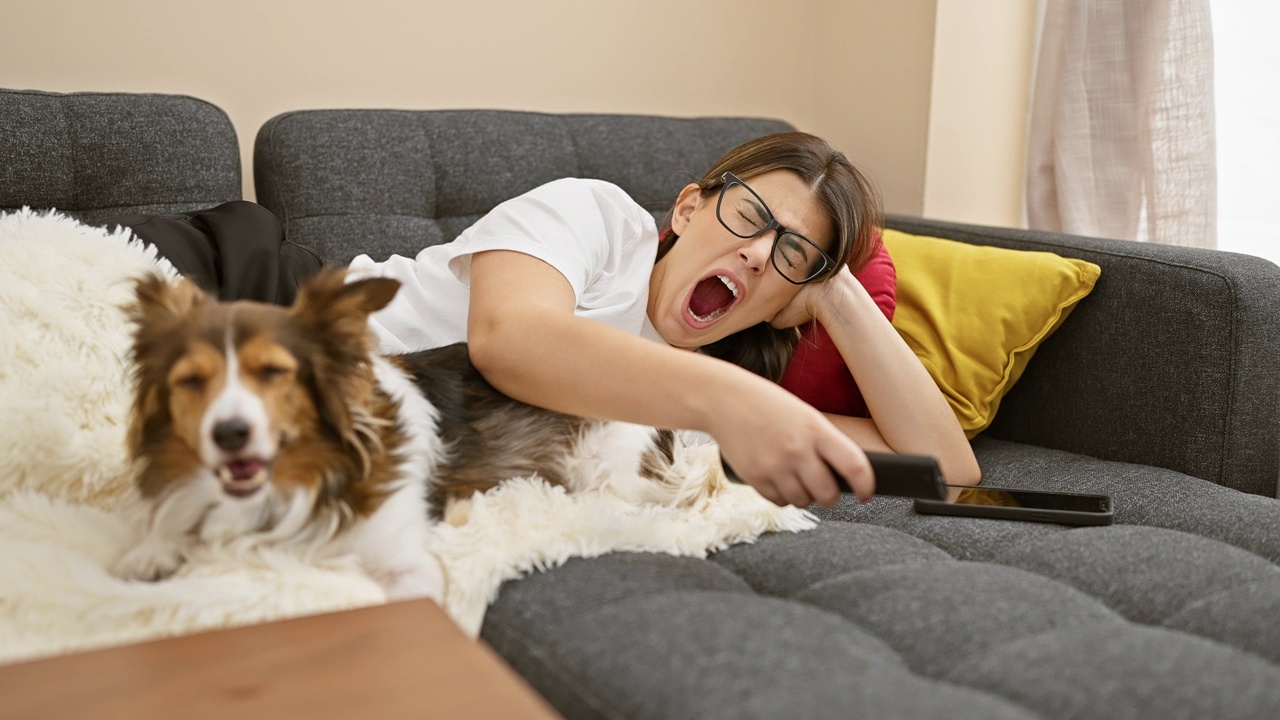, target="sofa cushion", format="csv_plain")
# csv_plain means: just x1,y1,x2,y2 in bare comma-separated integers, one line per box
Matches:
968,436,1280,562
0,89,241,224
882,228,1101,438
480,437,1280,718
253,110,794,264
483,529,1041,720
483,494,1280,719
953,625,1280,720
